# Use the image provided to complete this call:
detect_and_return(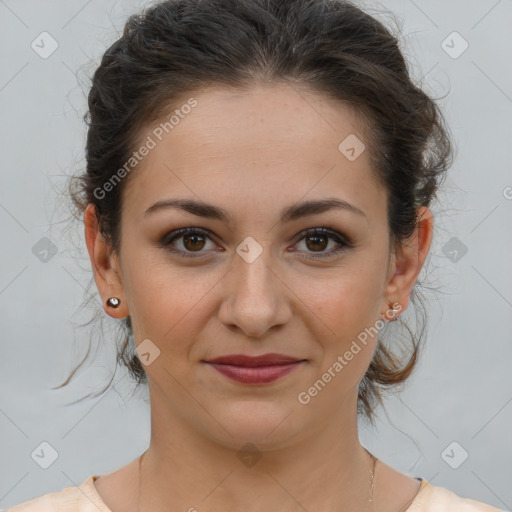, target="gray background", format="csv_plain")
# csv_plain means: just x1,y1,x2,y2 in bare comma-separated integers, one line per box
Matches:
1,0,511,510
